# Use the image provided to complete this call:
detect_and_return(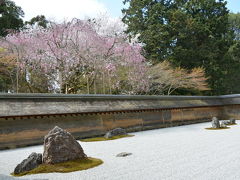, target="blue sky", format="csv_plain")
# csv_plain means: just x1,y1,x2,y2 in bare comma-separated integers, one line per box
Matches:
226,0,240,13
105,0,240,17
14,0,240,21
99,0,126,18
